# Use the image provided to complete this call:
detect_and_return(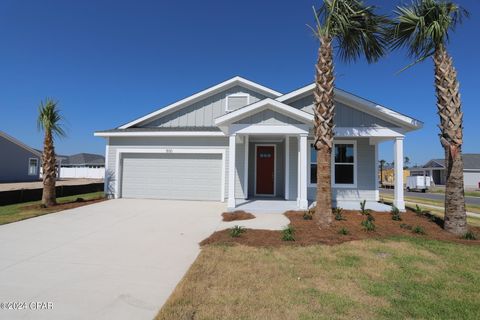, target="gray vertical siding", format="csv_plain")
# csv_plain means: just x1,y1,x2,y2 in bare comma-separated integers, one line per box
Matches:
0,136,40,182
235,139,245,198
288,136,298,200
234,109,302,125
142,86,268,128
